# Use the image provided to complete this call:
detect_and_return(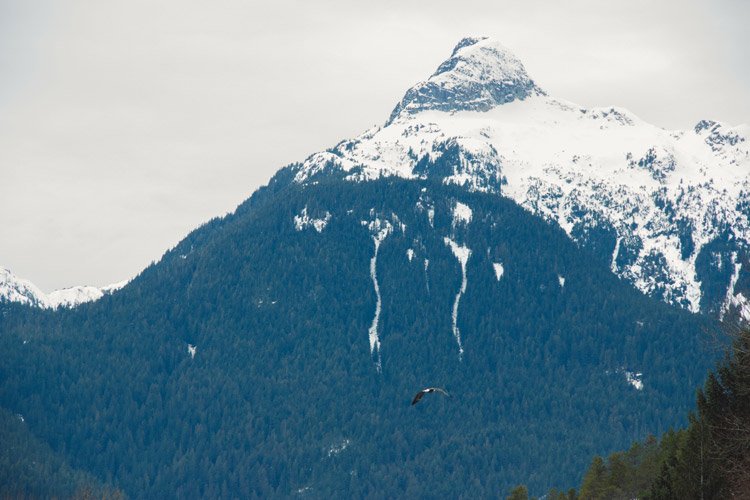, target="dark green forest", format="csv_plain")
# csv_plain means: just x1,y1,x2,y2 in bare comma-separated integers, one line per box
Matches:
0,178,718,498
506,320,750,500
0,406,121,499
